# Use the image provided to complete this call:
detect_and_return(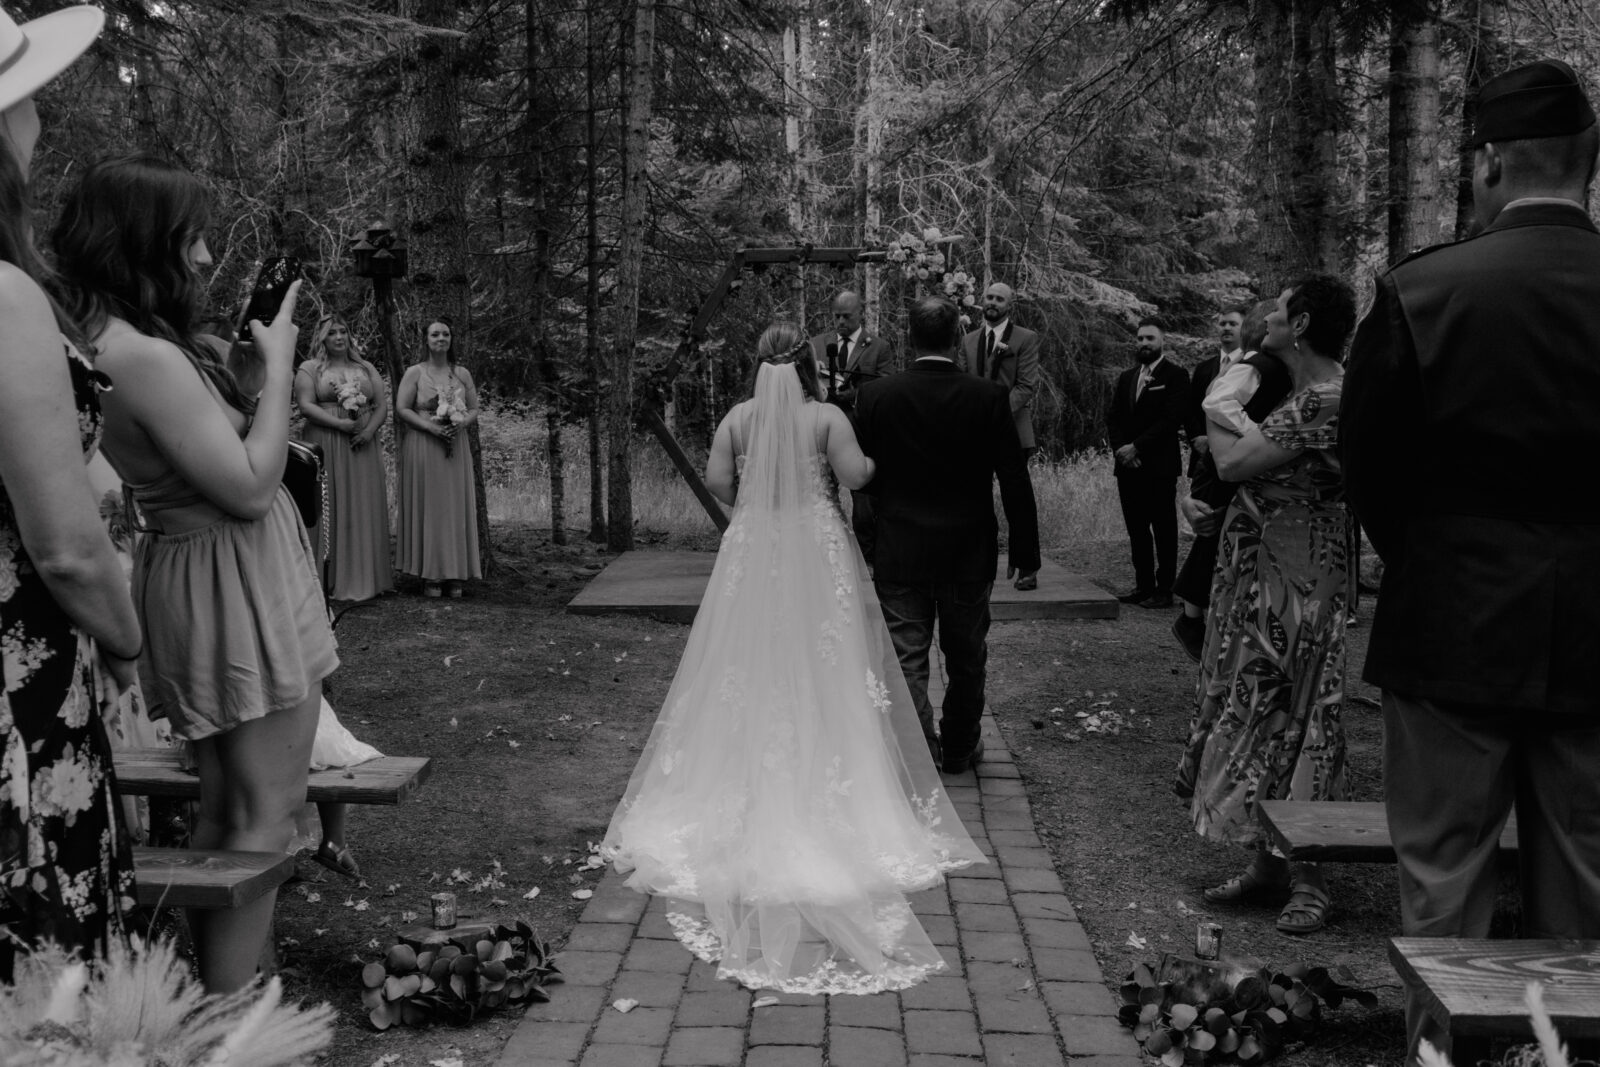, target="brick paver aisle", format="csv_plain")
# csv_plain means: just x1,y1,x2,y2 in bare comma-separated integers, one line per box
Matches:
496,712,1143,1067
